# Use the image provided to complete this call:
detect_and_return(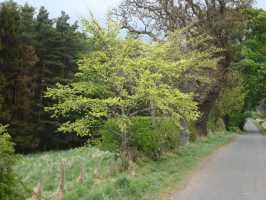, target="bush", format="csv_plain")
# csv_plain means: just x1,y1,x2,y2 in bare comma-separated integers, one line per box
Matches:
207,73,250,132
131,117,162,158
0,125,18,200
224,112,251,130
209,72,248,131
188,122,197,142
100,117,180,159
